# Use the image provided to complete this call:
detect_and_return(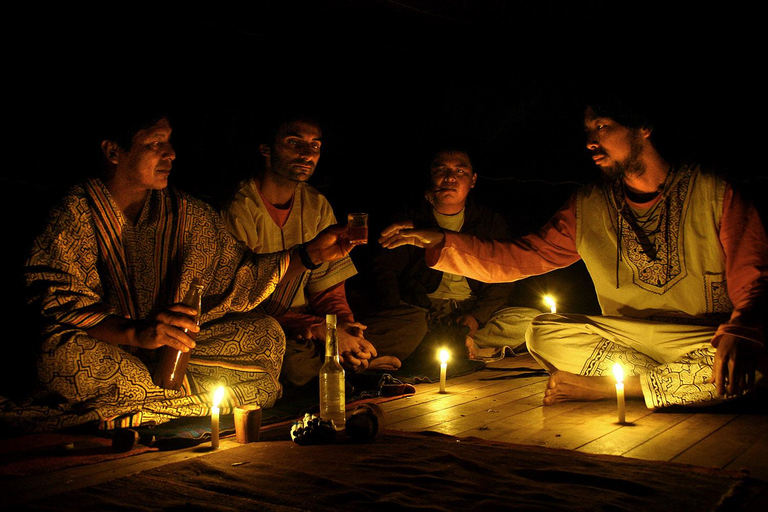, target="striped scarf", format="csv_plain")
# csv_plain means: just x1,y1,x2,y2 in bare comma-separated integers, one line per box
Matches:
83,178,188,320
